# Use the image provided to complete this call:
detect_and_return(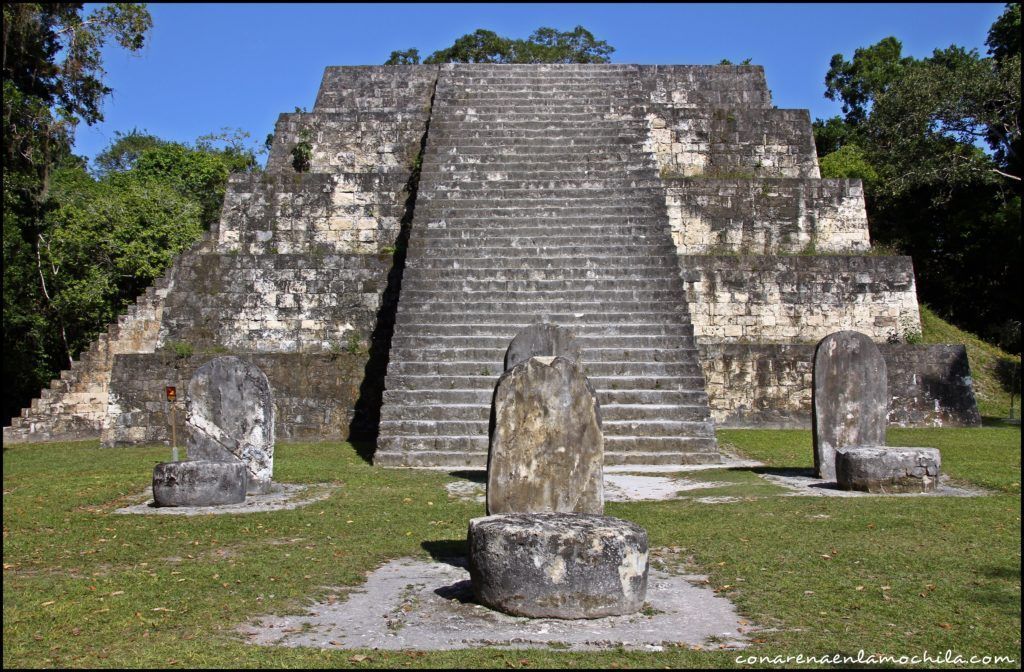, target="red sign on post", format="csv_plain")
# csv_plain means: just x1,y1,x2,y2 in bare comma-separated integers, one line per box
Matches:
165,386,176,402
